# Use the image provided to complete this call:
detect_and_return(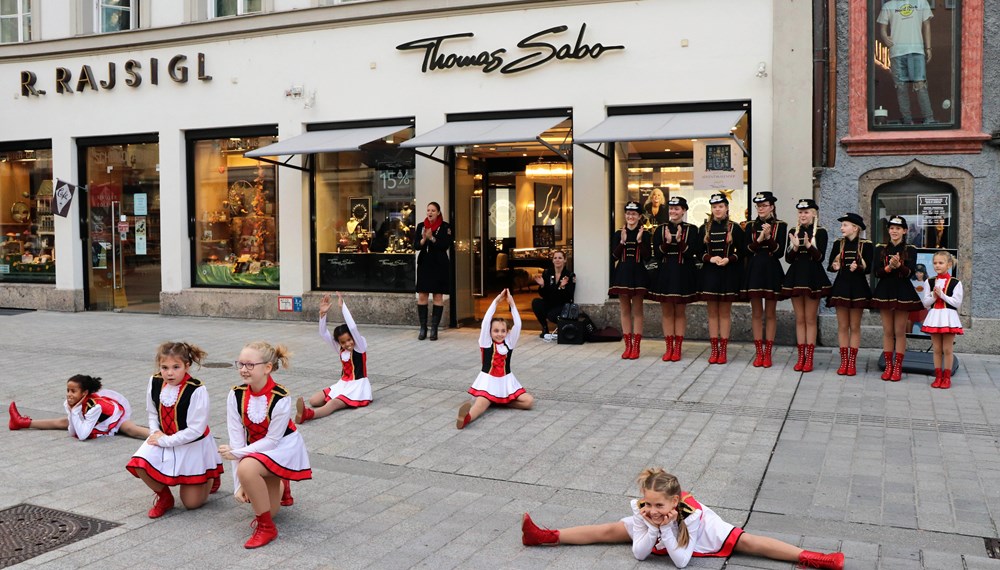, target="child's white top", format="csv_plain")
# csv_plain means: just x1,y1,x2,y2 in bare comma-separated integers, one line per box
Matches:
480,297,521,350
320,301,368,354
145,378,210,448
920,277,963,310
